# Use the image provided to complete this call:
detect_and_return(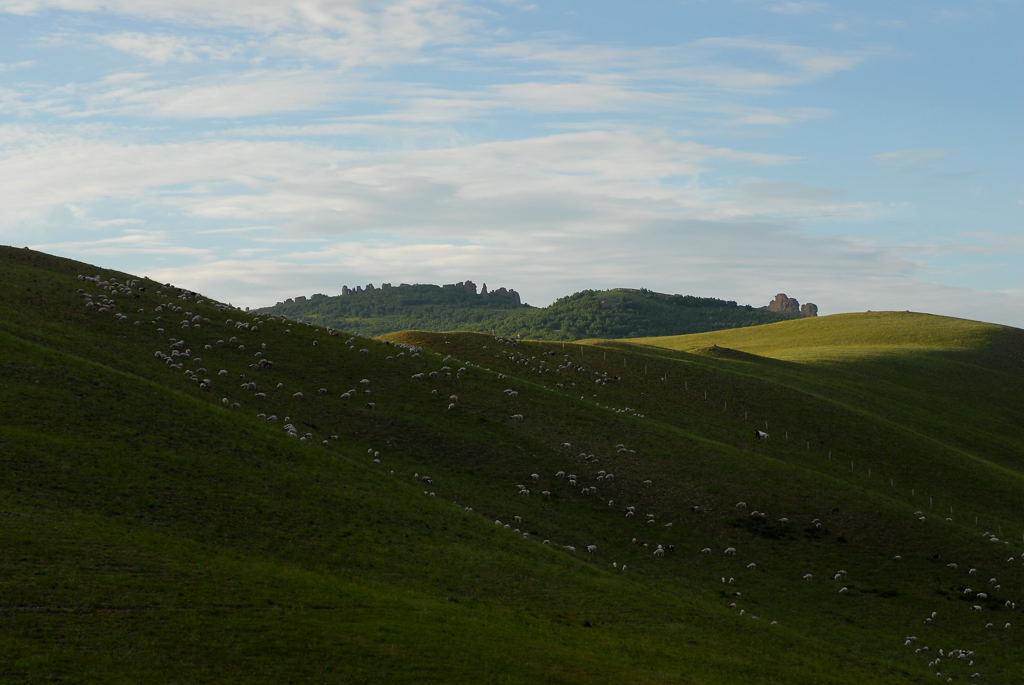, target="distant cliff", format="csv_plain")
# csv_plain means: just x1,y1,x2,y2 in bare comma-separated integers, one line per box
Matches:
334,280,522,305
256,284,807,339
